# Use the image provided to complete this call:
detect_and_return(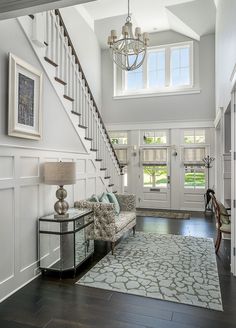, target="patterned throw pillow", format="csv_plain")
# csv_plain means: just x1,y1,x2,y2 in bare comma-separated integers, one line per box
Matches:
89,194,99,202
99,192,110,204
218,202,230,224
107,192,120,215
